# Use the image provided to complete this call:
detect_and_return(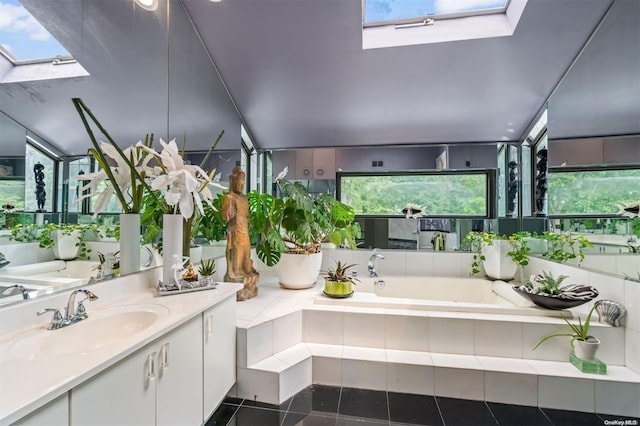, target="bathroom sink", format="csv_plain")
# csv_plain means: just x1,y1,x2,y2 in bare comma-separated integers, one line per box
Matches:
9,304,170,360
